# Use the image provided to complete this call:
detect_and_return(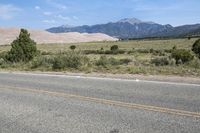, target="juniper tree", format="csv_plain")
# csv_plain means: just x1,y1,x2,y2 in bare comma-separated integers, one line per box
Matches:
7,29,37,62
